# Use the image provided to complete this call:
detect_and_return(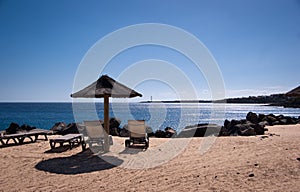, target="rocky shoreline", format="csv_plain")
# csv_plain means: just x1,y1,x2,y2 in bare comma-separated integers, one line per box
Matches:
3,112,300,138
